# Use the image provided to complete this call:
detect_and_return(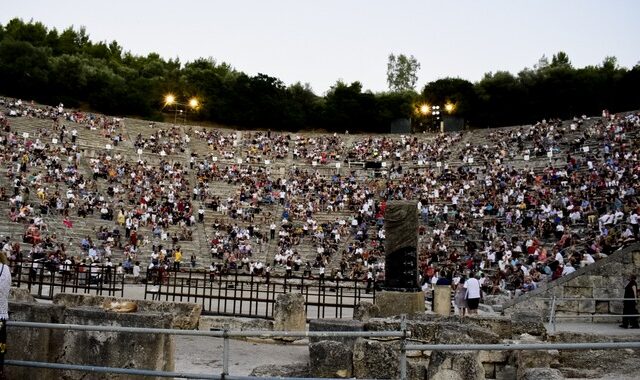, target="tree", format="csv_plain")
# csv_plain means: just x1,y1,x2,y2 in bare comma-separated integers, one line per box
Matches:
551,51,571,68
534,54,549,71
387,53,420,92
422,77,478,122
